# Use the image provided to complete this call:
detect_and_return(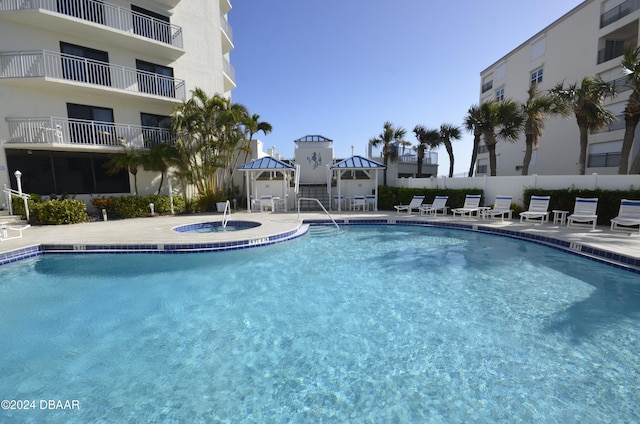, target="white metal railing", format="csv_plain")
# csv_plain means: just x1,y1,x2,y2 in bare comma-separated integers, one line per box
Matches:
222,200,231,228
220,15,233,43
5,117,175,149
297,197,339,230
3,185,30,222
0,0,183,48
0,50,186,100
